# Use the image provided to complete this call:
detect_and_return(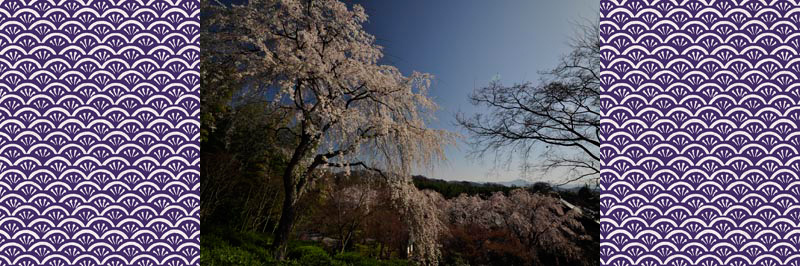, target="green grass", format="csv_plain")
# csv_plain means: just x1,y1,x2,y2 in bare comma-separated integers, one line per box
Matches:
200,229,410,266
